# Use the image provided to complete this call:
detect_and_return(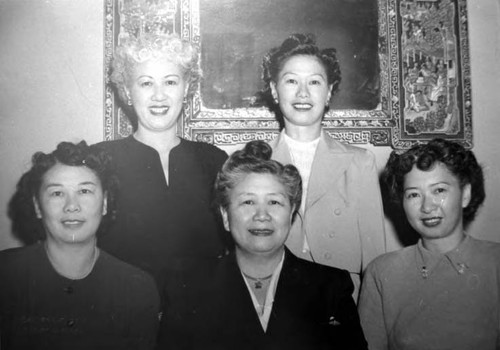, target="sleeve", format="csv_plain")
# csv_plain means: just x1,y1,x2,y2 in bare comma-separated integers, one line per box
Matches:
354,150,387,272
329,269,369,350
358,262,387,350
156,269,191,350
133,274,161,350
